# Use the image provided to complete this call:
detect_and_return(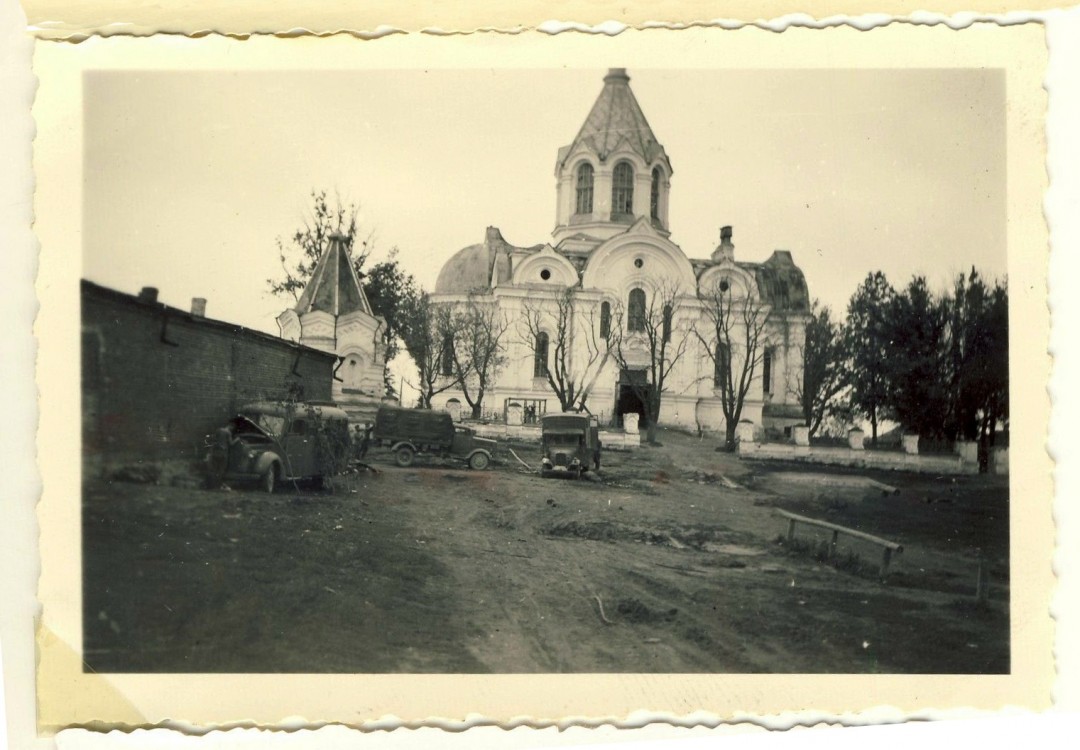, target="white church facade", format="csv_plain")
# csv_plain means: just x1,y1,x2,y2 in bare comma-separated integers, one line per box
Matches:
434,68,812,435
